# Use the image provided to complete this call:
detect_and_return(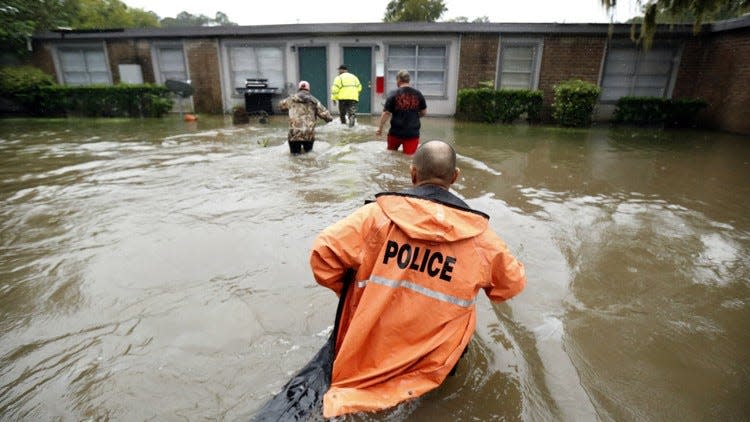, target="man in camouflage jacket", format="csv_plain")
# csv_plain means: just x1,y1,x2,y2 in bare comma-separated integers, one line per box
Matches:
279,81,334,154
